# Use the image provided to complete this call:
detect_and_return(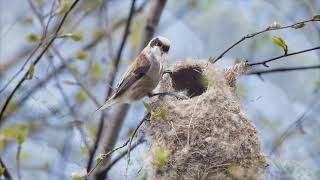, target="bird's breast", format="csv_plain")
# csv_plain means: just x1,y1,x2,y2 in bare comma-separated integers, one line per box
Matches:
148,60,162,85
